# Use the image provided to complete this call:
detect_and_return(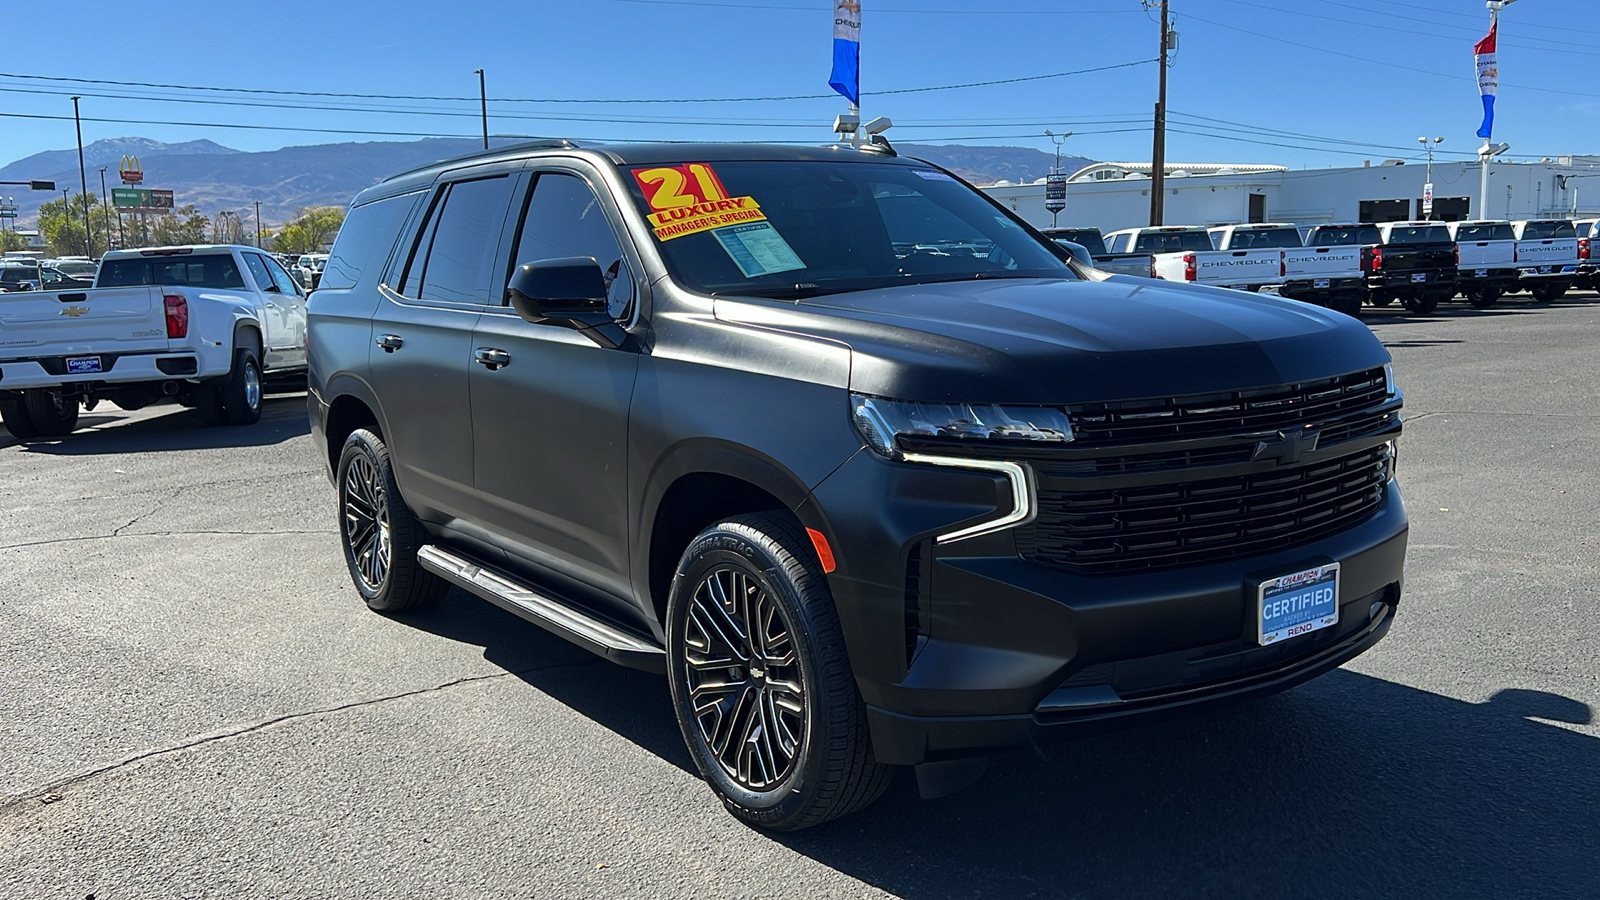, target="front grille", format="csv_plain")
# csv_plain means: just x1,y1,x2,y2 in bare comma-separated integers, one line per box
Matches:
1070,367,1390,447
1017,443,1391,575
